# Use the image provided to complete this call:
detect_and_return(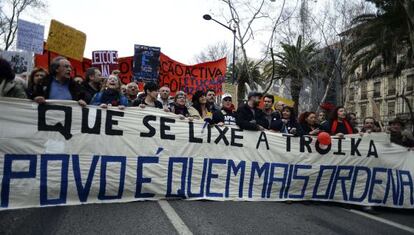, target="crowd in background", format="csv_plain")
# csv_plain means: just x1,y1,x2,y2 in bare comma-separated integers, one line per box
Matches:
1,56,414,149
